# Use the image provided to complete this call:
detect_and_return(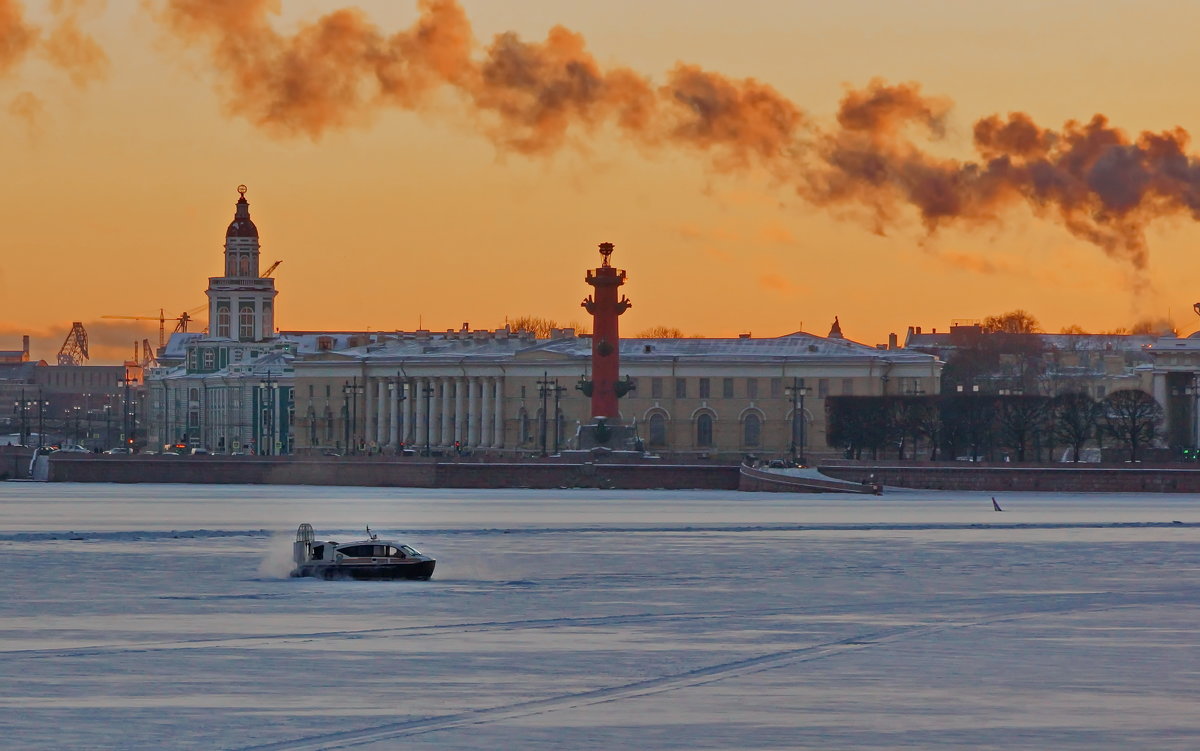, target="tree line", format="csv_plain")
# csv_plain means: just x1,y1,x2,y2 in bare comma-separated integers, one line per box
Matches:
826,389,1164,463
